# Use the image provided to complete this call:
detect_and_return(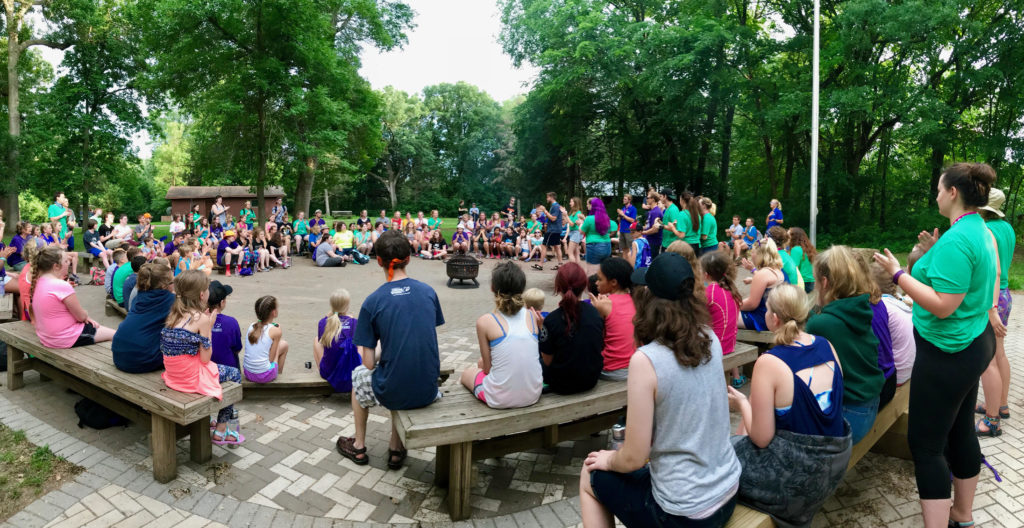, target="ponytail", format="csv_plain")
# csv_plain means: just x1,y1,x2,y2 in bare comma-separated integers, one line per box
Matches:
28,247,64,321
765,284,811,346
319,289,351,348
248,296,277,344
